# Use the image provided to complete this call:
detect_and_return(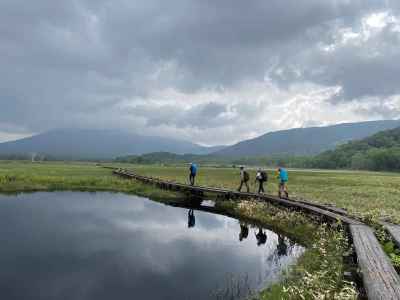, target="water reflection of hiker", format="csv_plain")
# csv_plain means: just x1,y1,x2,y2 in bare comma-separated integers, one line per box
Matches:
255,228,267,246
188,209,195,228
237,166,250,193
277,234,288,257
255,168,268,194
189,163,198,186
239,223,249,242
